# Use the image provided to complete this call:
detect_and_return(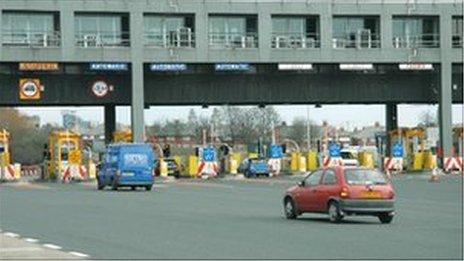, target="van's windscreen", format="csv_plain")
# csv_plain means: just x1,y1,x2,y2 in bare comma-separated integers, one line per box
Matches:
123,154,149,167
